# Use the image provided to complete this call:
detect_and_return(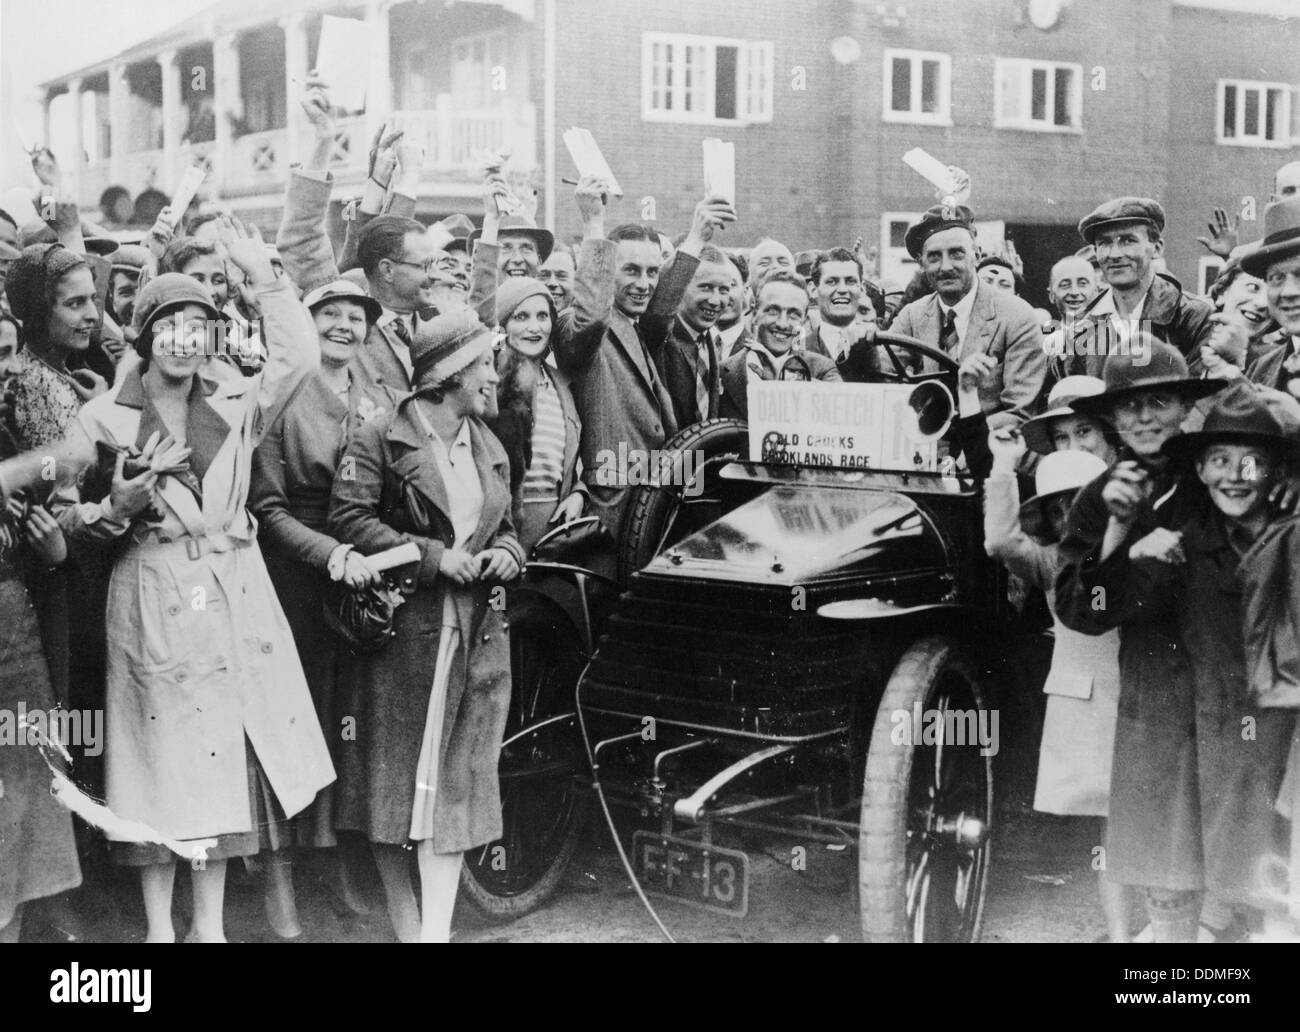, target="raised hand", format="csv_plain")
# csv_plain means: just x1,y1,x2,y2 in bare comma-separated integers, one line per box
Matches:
688,195,738,246
301,76,335,139
216,215,276,287
1196,207,1240,259
987,425,1026,469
